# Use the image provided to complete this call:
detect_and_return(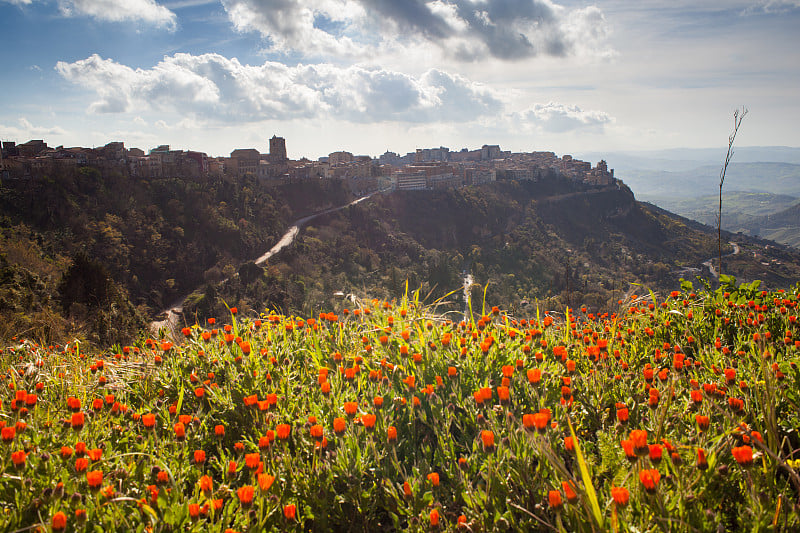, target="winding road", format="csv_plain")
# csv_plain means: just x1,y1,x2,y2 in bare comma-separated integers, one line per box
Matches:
150,192,377,336
702,241,741,279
